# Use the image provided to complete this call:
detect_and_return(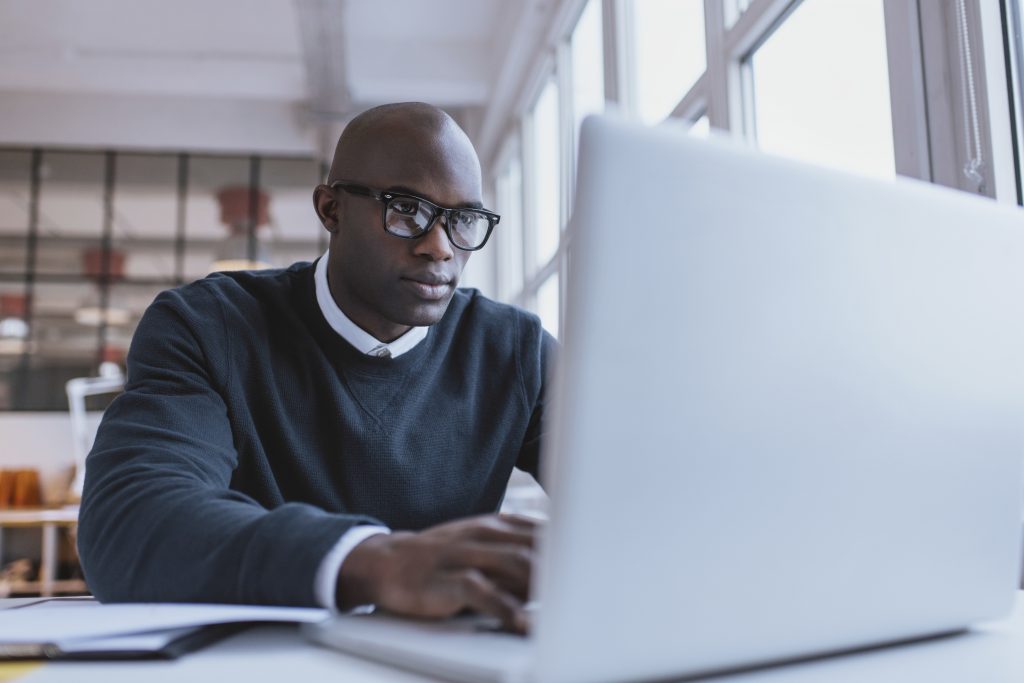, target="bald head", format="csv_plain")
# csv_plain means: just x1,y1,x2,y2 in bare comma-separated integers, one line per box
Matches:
327,102,481,191
312,102,487,343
